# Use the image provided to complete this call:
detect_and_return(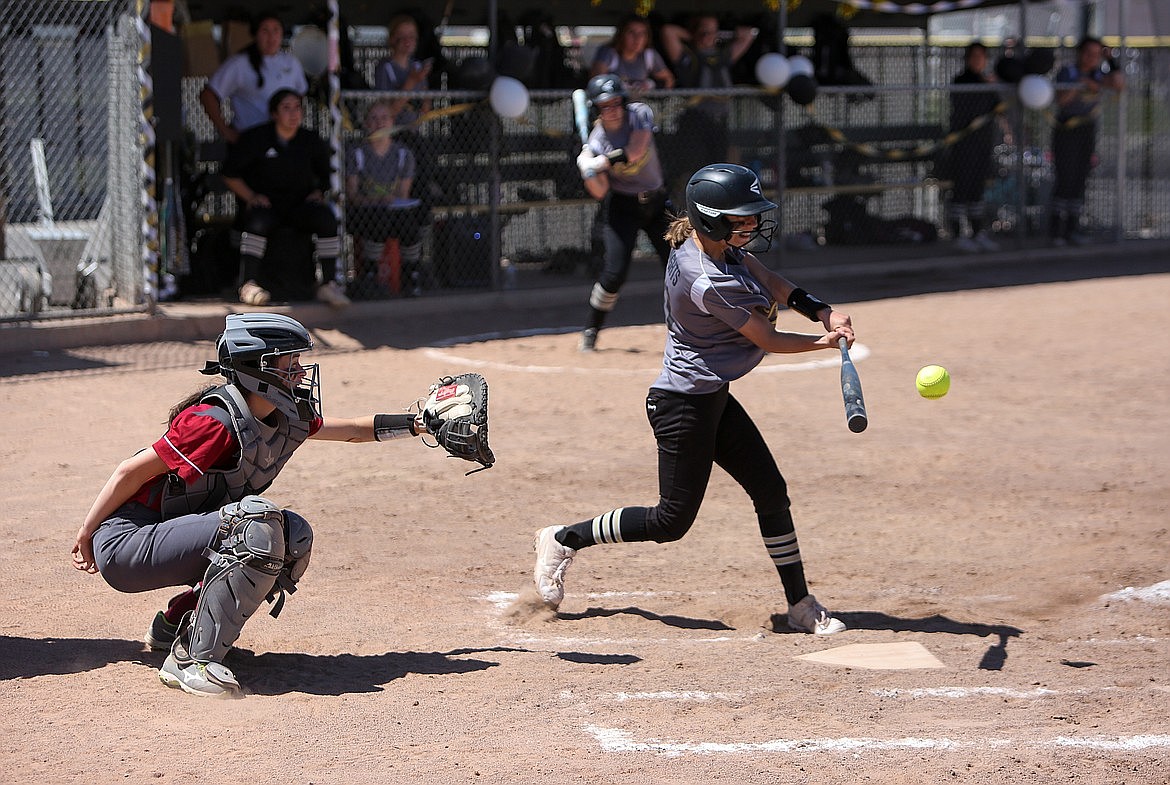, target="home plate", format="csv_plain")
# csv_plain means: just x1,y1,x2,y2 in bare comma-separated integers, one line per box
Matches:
796,642,944,670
